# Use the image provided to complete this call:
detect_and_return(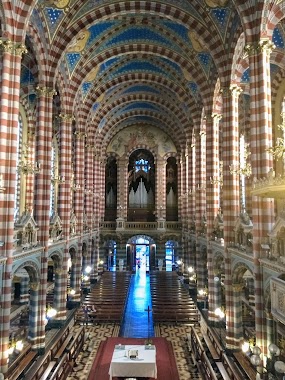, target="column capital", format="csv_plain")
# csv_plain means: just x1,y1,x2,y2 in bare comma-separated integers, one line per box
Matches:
230,83,243,96
232,282,244,292
59,113,75,122
36,86,57,97
0,38,27,56
212,113,222,121
244,39,275,56
74,130,86,139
